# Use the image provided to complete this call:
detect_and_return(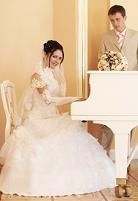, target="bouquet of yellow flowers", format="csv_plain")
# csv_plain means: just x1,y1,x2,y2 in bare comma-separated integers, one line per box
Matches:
98,51,128,71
